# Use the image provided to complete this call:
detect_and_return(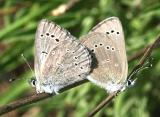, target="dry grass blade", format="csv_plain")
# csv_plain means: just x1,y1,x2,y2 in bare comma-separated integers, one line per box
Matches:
51,0,80,16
